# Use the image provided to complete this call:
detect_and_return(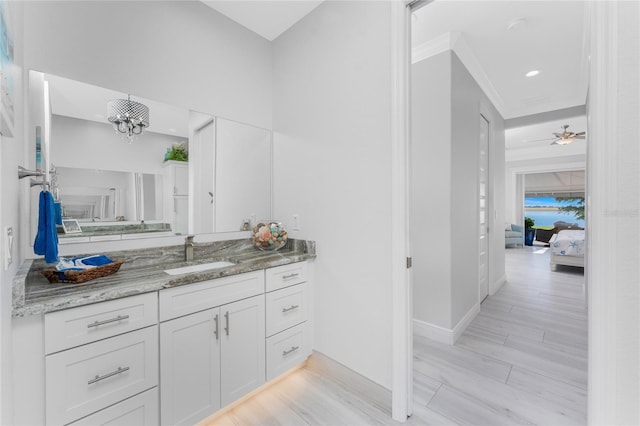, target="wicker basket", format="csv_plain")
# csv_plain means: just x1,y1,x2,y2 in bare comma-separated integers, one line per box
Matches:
42,259,124,284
